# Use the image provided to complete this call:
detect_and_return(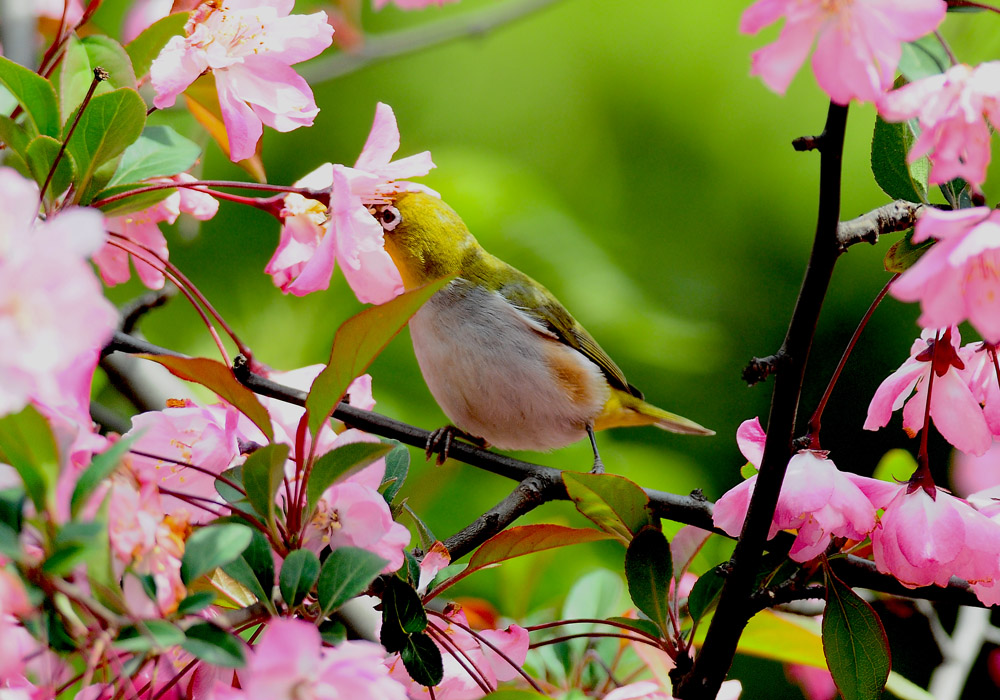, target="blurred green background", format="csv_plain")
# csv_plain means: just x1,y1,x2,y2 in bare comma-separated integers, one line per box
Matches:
80,0,1000,696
